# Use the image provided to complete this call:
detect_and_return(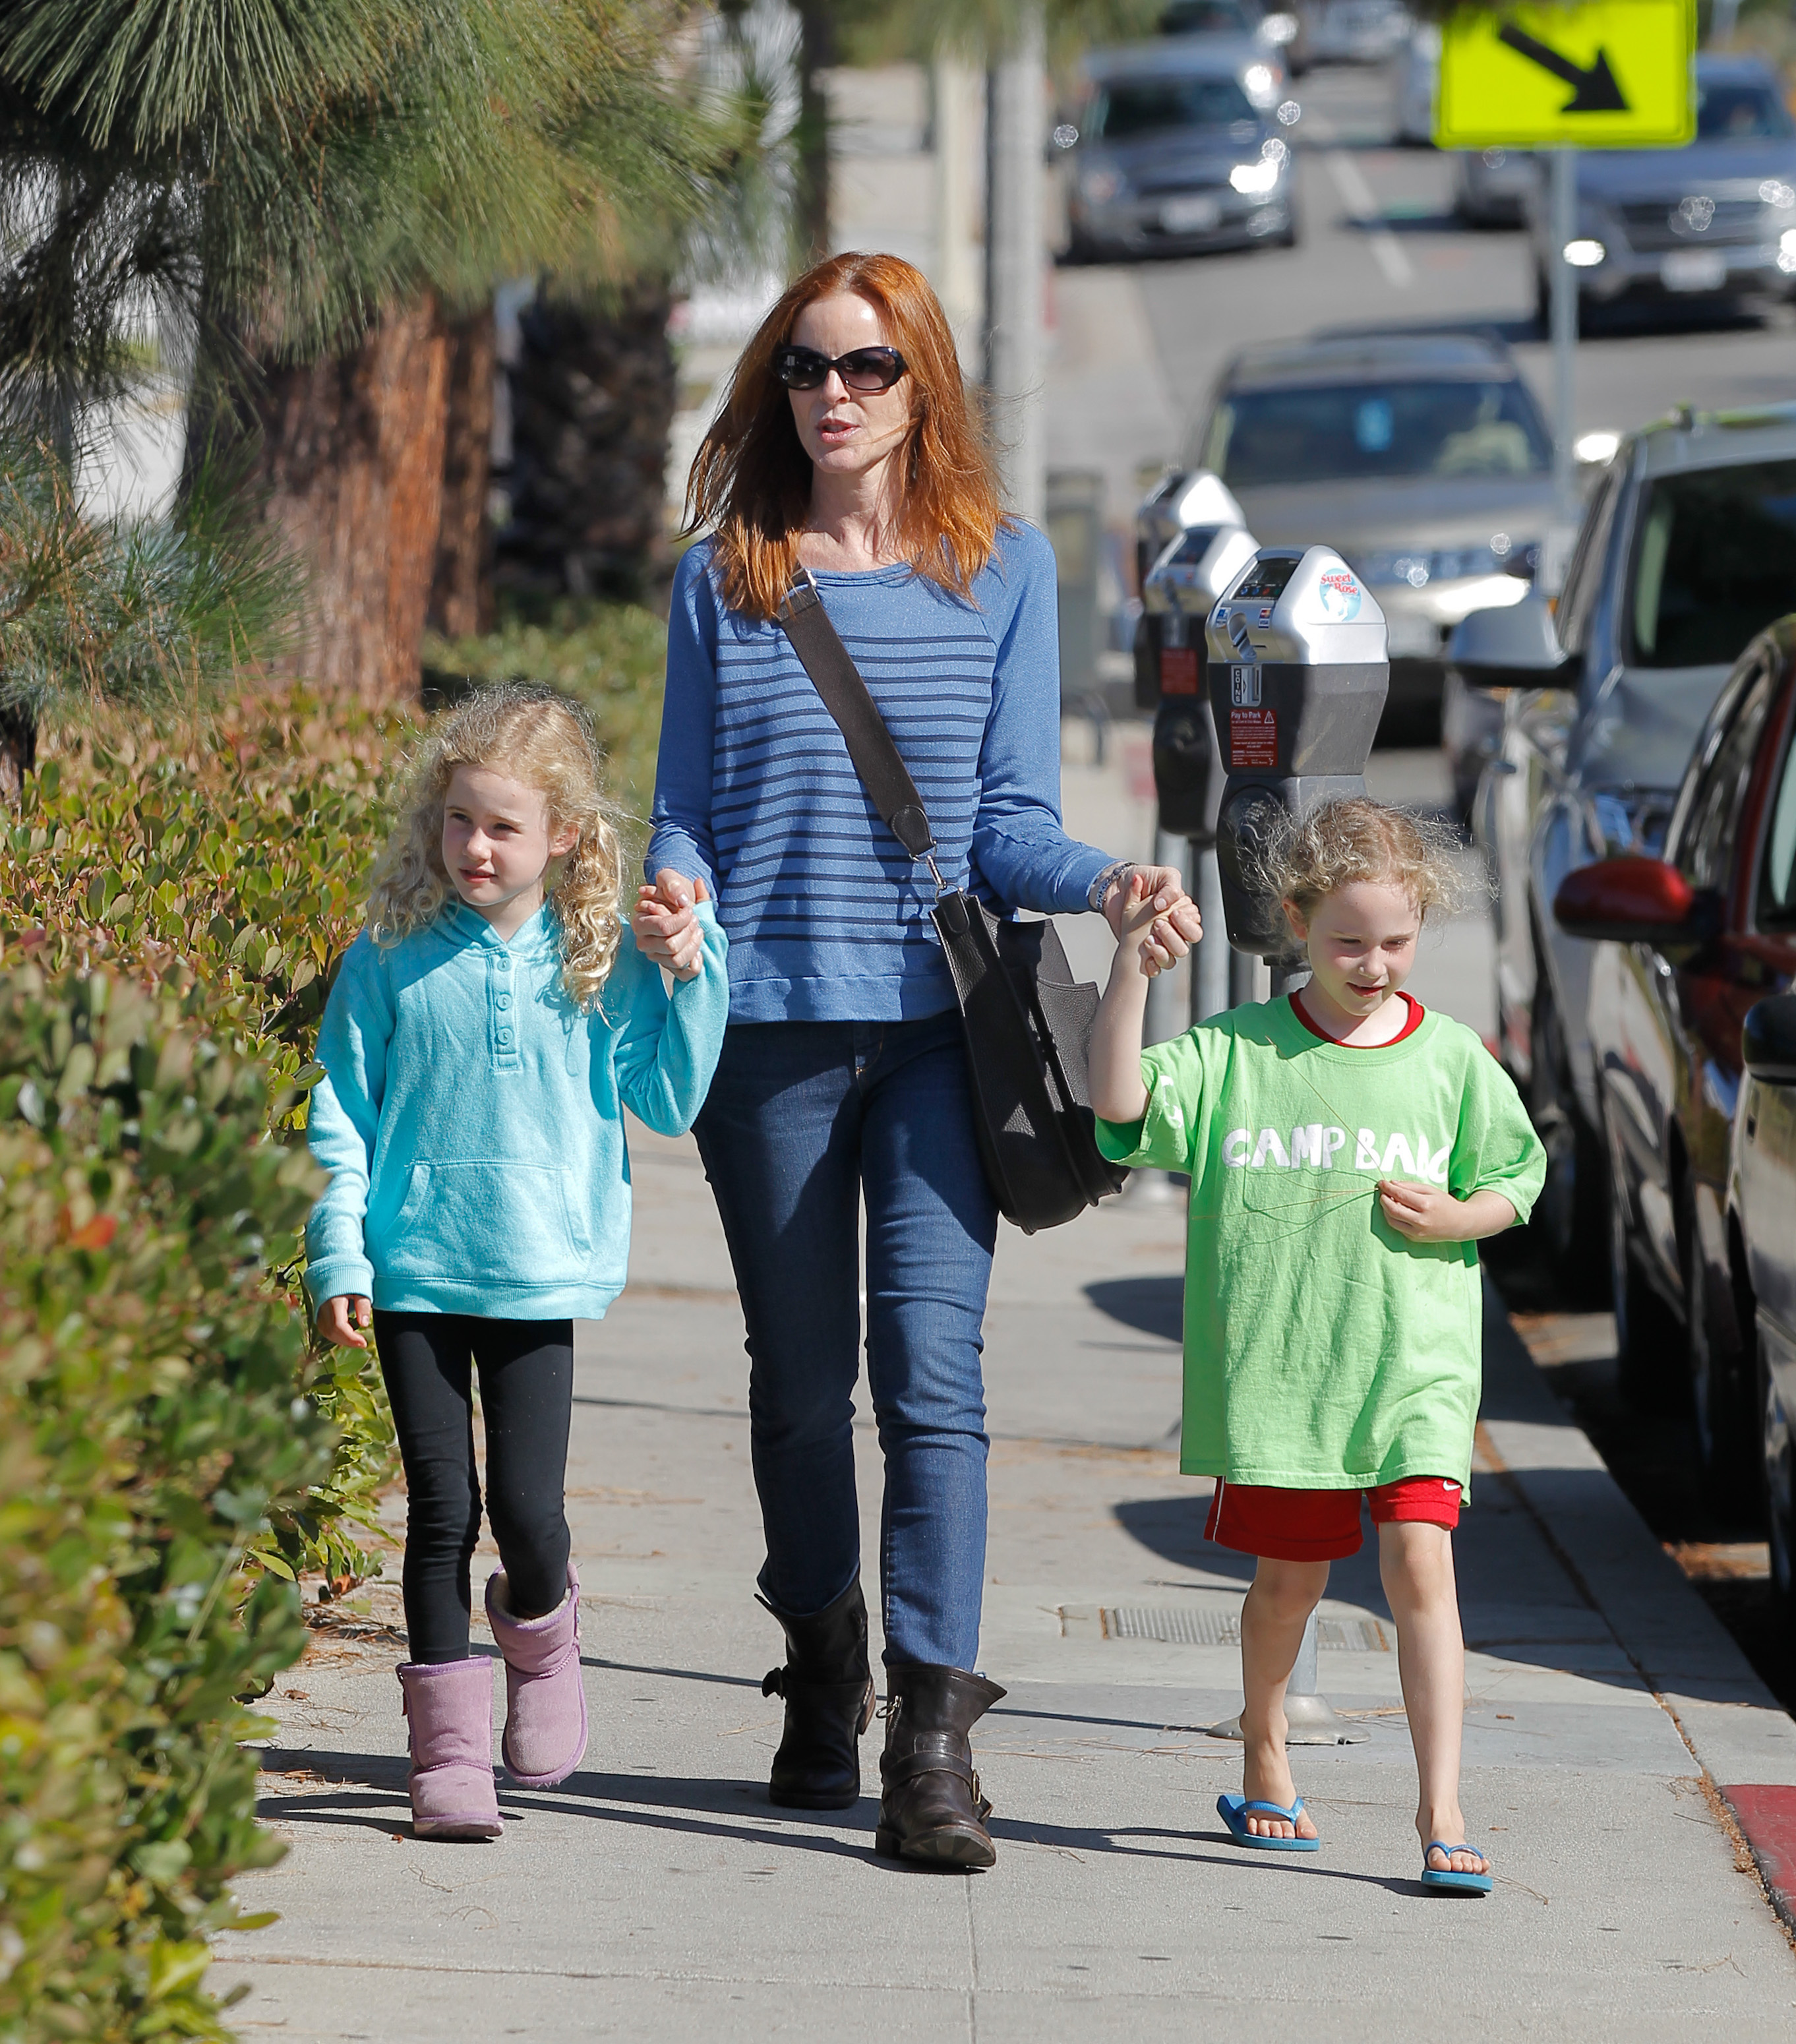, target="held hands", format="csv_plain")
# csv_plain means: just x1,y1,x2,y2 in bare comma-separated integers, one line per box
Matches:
320,1294,372,1348
1110,868,1199,978
633,870,711,980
